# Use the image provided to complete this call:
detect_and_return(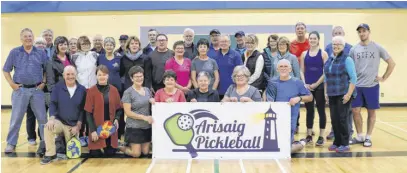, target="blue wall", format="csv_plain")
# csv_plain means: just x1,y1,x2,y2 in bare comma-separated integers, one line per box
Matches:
2,1,407,13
